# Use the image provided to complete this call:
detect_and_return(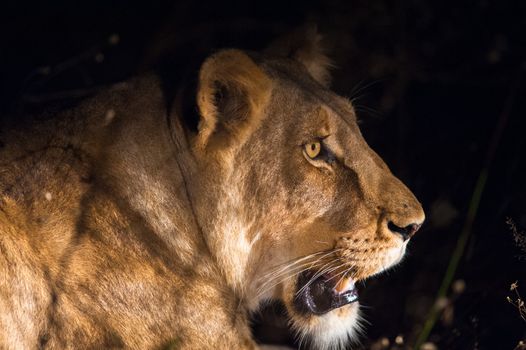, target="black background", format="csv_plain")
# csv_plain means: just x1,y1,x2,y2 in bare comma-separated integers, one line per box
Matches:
1,1,525,349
